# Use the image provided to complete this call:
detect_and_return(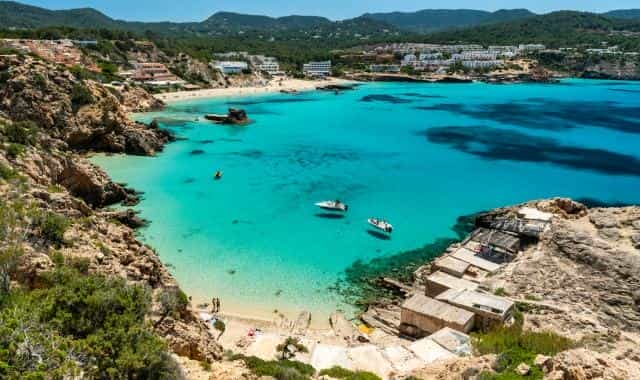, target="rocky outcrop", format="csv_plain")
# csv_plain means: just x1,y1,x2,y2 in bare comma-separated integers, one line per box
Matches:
155,316,223,362
205,108,249,125
483,200,640,339
57,158,133,207
0,55,171,156
116,85,164,113
1,55,222,364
